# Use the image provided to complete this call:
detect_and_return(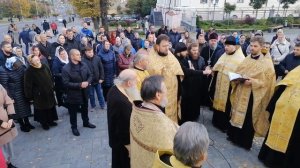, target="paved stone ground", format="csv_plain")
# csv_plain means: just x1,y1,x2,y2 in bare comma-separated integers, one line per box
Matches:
11,106,266,168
